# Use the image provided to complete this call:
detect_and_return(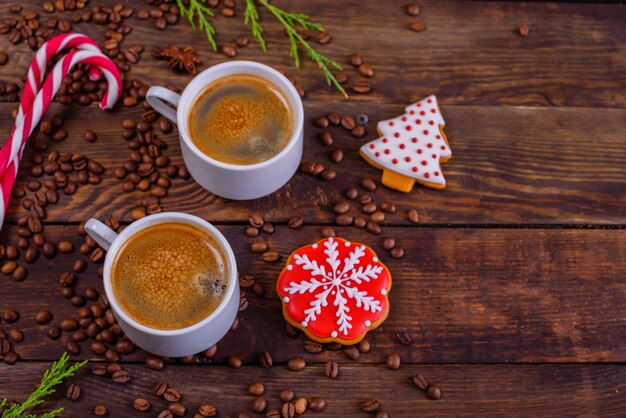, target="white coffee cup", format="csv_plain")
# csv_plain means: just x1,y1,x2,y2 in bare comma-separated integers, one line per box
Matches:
84,212,239,357
146,61,304,200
